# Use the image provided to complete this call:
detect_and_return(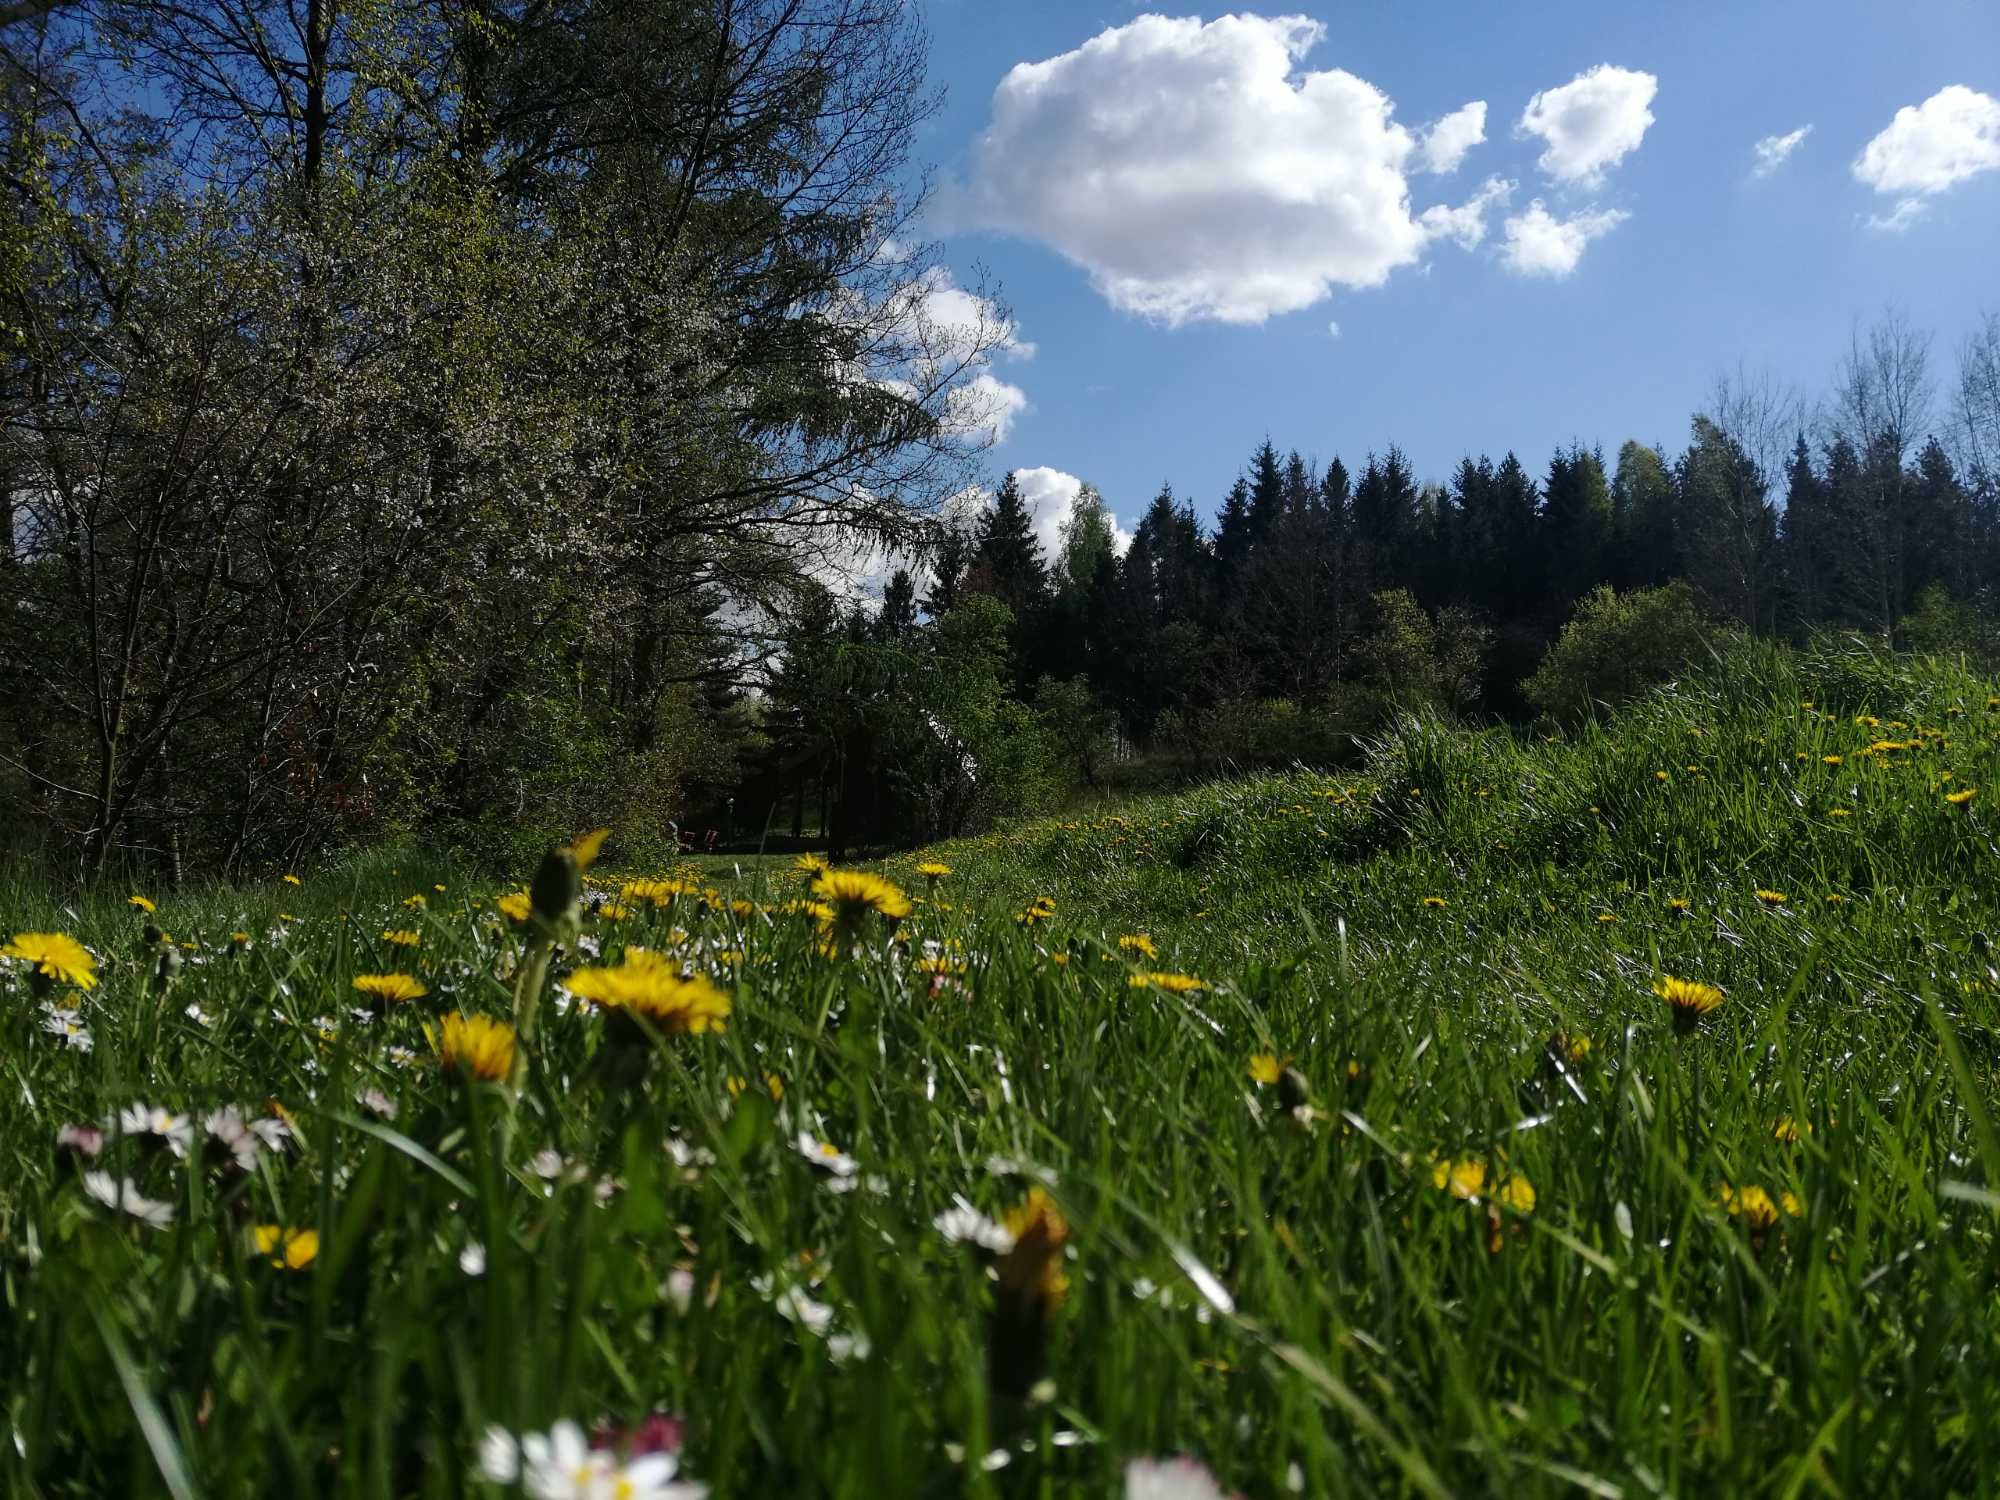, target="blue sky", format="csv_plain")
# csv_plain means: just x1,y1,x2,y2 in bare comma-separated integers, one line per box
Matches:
908,2,2000,541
